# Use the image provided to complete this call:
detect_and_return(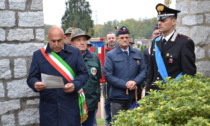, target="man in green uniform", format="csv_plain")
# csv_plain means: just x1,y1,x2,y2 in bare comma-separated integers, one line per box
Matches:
70,28,102,126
